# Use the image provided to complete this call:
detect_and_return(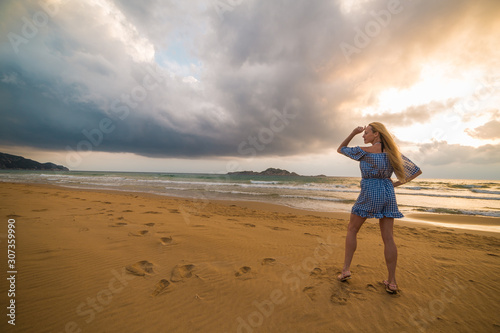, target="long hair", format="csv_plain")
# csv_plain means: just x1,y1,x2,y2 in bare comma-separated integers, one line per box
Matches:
369,122,406,182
